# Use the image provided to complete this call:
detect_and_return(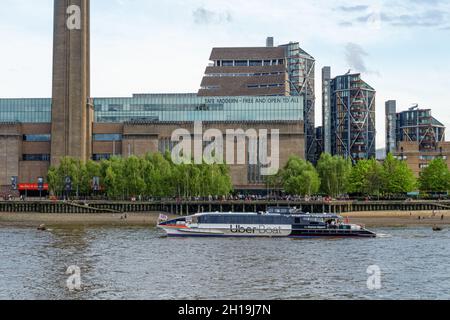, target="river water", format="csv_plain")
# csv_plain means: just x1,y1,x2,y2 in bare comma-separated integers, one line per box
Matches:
0,226,449,300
